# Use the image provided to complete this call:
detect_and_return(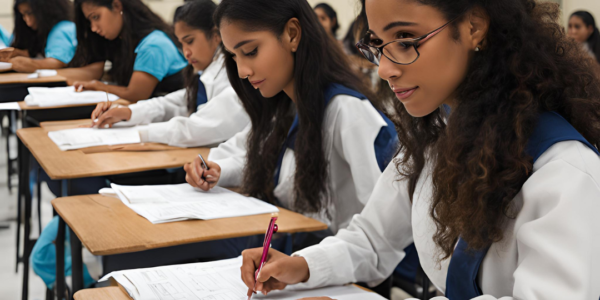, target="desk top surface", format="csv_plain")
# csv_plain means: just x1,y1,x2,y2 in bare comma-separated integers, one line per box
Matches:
17,119,207,179
53,194,328,256
19,99,130,111
0,73,66,85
